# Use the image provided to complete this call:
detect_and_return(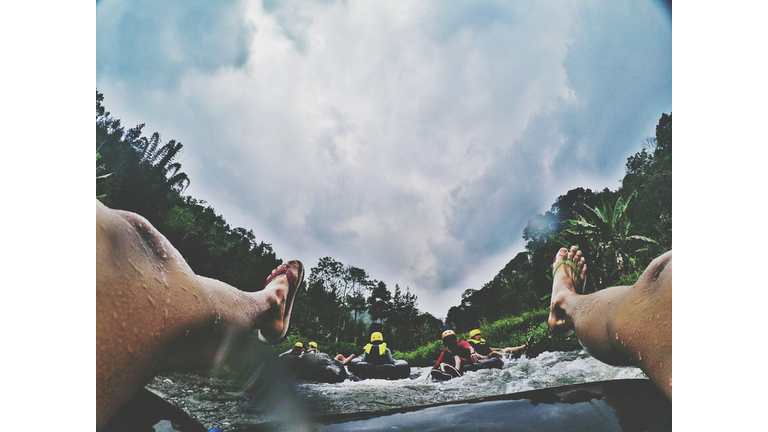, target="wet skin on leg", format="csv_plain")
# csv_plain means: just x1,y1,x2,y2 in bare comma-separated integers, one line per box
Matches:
547,246,672,399
96,201,298,428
